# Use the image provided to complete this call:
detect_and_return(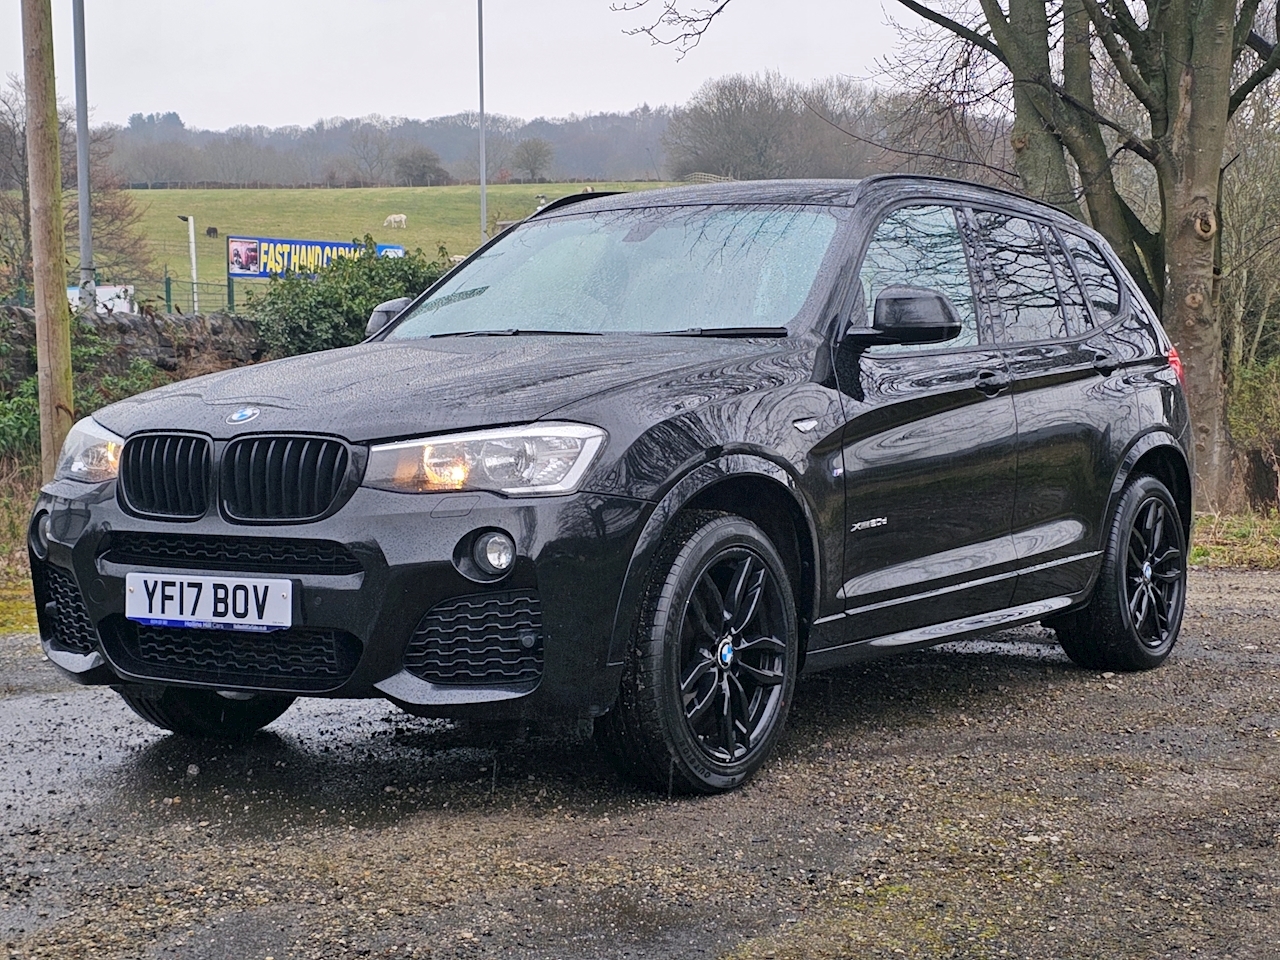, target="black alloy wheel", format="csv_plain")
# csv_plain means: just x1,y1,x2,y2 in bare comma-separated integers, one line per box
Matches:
1124,494,1185,651
1053,475,1187,671
598,511,798,793
678,543,789,764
